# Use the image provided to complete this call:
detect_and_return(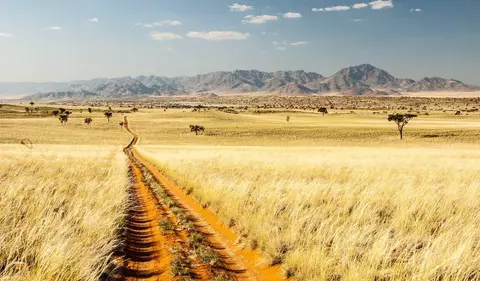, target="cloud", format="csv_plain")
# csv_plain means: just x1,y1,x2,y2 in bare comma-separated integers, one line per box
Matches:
352,19,366,22
283,12,302,18
352,3,369,9
150,32,183,41
89,18,99,23
369,0,394,10
326,6,351,11
242,15,278,24
276,46,286,51
229,3,253,12
187,31,250,41
410,8,422,12
0,33,13,37
137,20,182,28
313,6,351,12
45,26,62,30
290,41,308,46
